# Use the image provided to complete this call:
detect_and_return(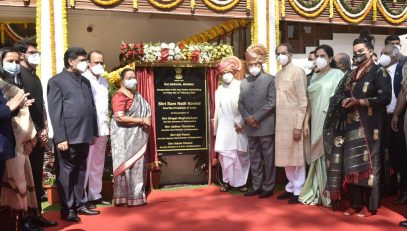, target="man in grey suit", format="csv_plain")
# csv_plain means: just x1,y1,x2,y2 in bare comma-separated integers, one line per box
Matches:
238,44,276,198
47,47,100,222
